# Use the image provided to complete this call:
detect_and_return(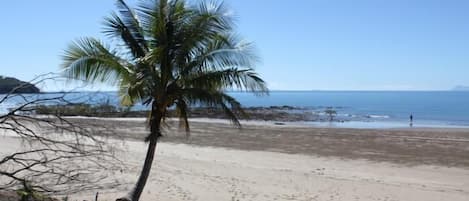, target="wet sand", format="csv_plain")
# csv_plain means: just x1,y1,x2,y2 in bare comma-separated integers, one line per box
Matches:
79,117,469,167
